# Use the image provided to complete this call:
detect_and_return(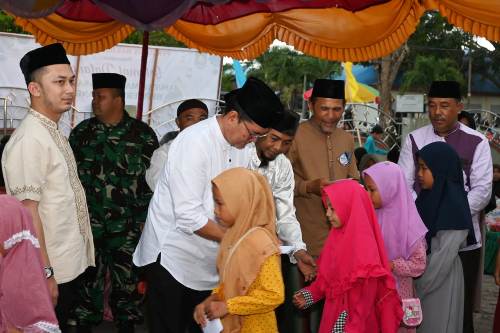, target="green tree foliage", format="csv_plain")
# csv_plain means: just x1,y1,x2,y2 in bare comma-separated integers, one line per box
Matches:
473,42,500,89
401,11,499,92
221,64,236,92
246,46,340,110
400,55,465,93
123,30,186,48
0,10,26,34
